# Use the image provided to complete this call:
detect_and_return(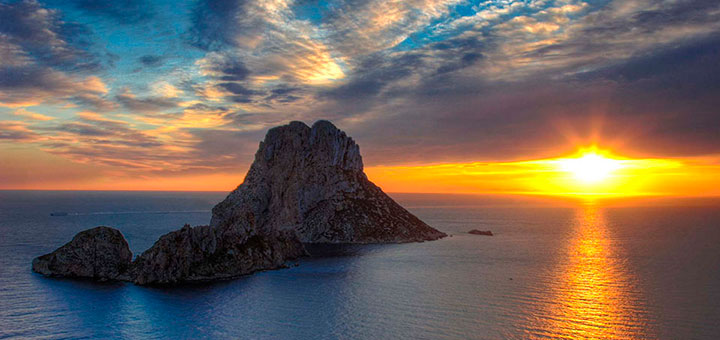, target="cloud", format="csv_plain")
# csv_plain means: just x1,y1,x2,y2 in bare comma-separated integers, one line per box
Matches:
197,53,251,81
486,0,720,80
34,112,186,171
69,93,118,112
317,0,465,56
218,82,257,96
190,0,346,96
188,0,264,51
0,0,101,71
265,85,302,103
13,108,55,121
139,55,164,67
151,81,182,98
67,0,155,24
185,128,265,171
25,109,271,174
0,65,109,107
115,88,179,113
136,103,234,130
323,52,424,101
321,35,486,107
0,0,112,109
569,33,720,155
0,120,40,141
